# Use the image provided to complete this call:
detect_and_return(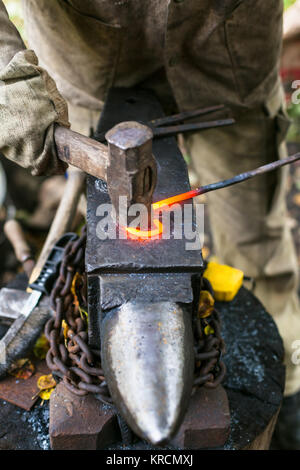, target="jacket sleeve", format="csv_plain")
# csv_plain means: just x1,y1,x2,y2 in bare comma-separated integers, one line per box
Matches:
0,1,70,176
